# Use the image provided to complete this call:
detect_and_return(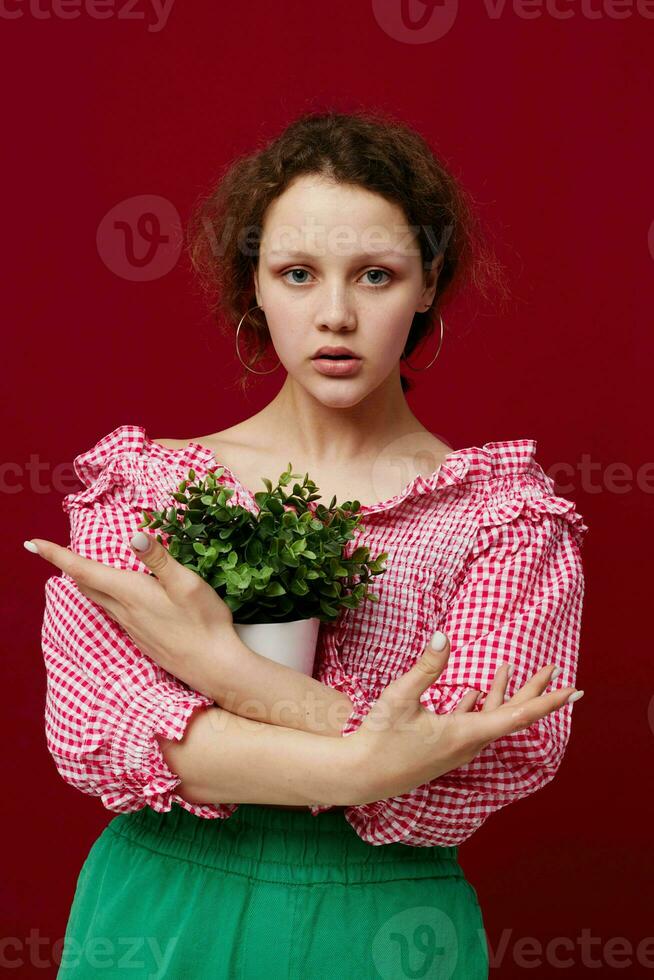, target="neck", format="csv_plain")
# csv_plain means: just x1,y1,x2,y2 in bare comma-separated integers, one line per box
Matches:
254,366,423,465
